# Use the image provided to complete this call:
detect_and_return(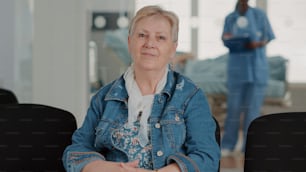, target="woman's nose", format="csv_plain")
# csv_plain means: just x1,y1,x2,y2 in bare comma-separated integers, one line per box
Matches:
144,36,155,48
